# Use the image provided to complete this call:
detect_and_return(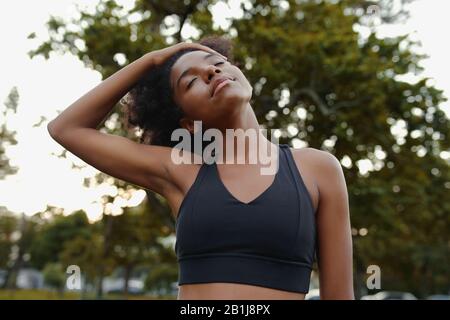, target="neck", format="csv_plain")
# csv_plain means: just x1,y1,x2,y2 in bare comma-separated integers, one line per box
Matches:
213,103,275,165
